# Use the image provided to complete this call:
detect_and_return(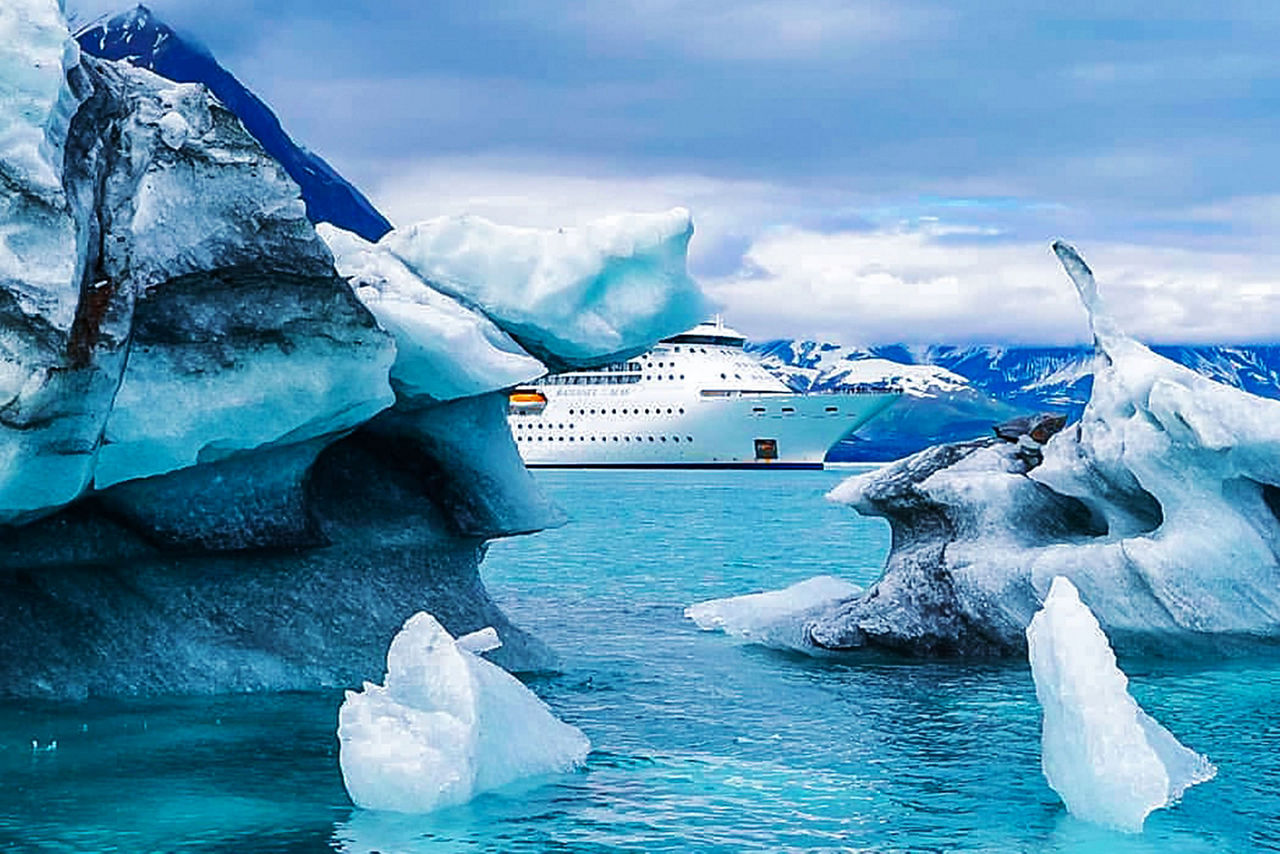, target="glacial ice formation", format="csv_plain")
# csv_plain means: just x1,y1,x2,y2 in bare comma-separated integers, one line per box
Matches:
320,224,545,402
0,0,701,697
338,612,590,813
686,576,862,651
380,210,708,370
810,242,1280,656
1027,576,1215,832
